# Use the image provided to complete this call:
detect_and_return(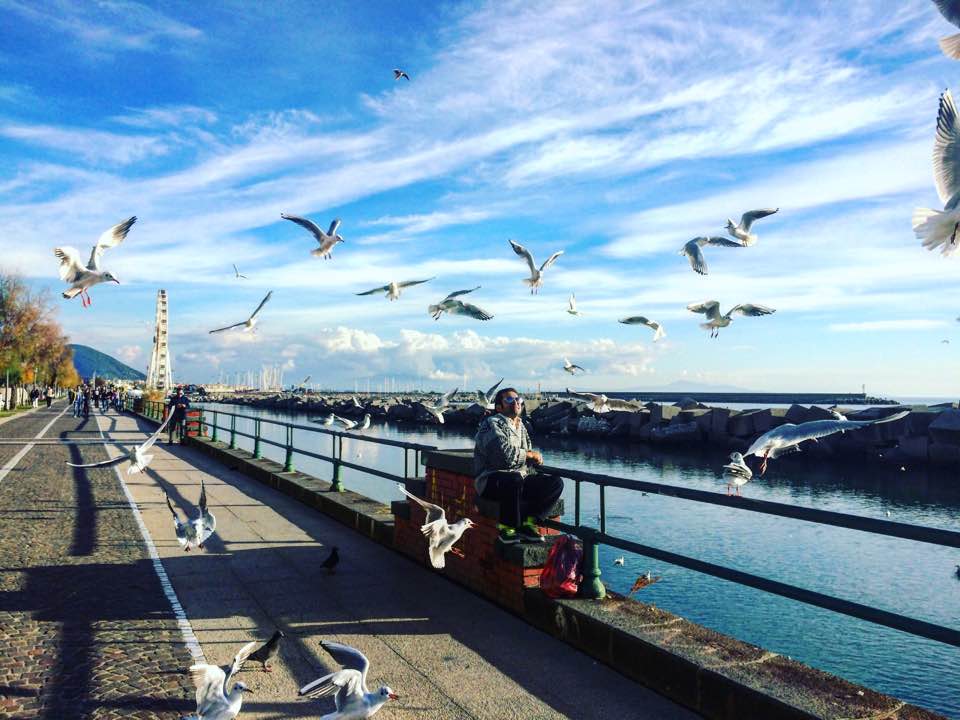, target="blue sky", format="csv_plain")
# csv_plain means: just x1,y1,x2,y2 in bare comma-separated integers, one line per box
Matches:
2,0,959,395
